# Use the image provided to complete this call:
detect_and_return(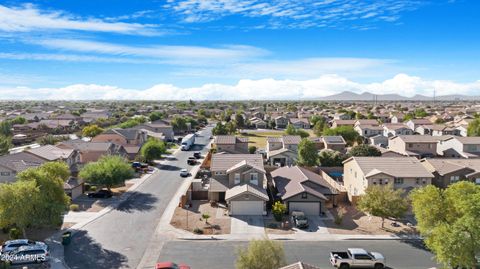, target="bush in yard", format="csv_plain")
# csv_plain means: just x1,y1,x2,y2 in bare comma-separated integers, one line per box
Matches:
248,145,257,154
193,228,203,234
334,206,347,225
236,238,287,269
70,204,80,211
272,201,286,221
201,213,211,224
79,155,134,191
8,228,21,239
